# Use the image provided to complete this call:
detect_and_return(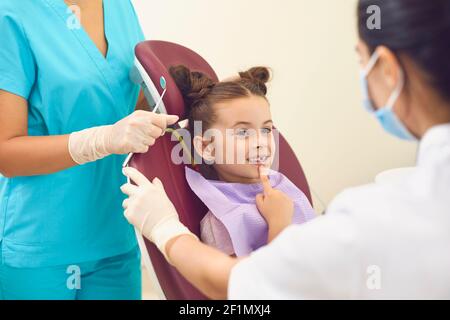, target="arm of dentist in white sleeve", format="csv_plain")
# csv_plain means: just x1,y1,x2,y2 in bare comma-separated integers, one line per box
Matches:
121,167,362,300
